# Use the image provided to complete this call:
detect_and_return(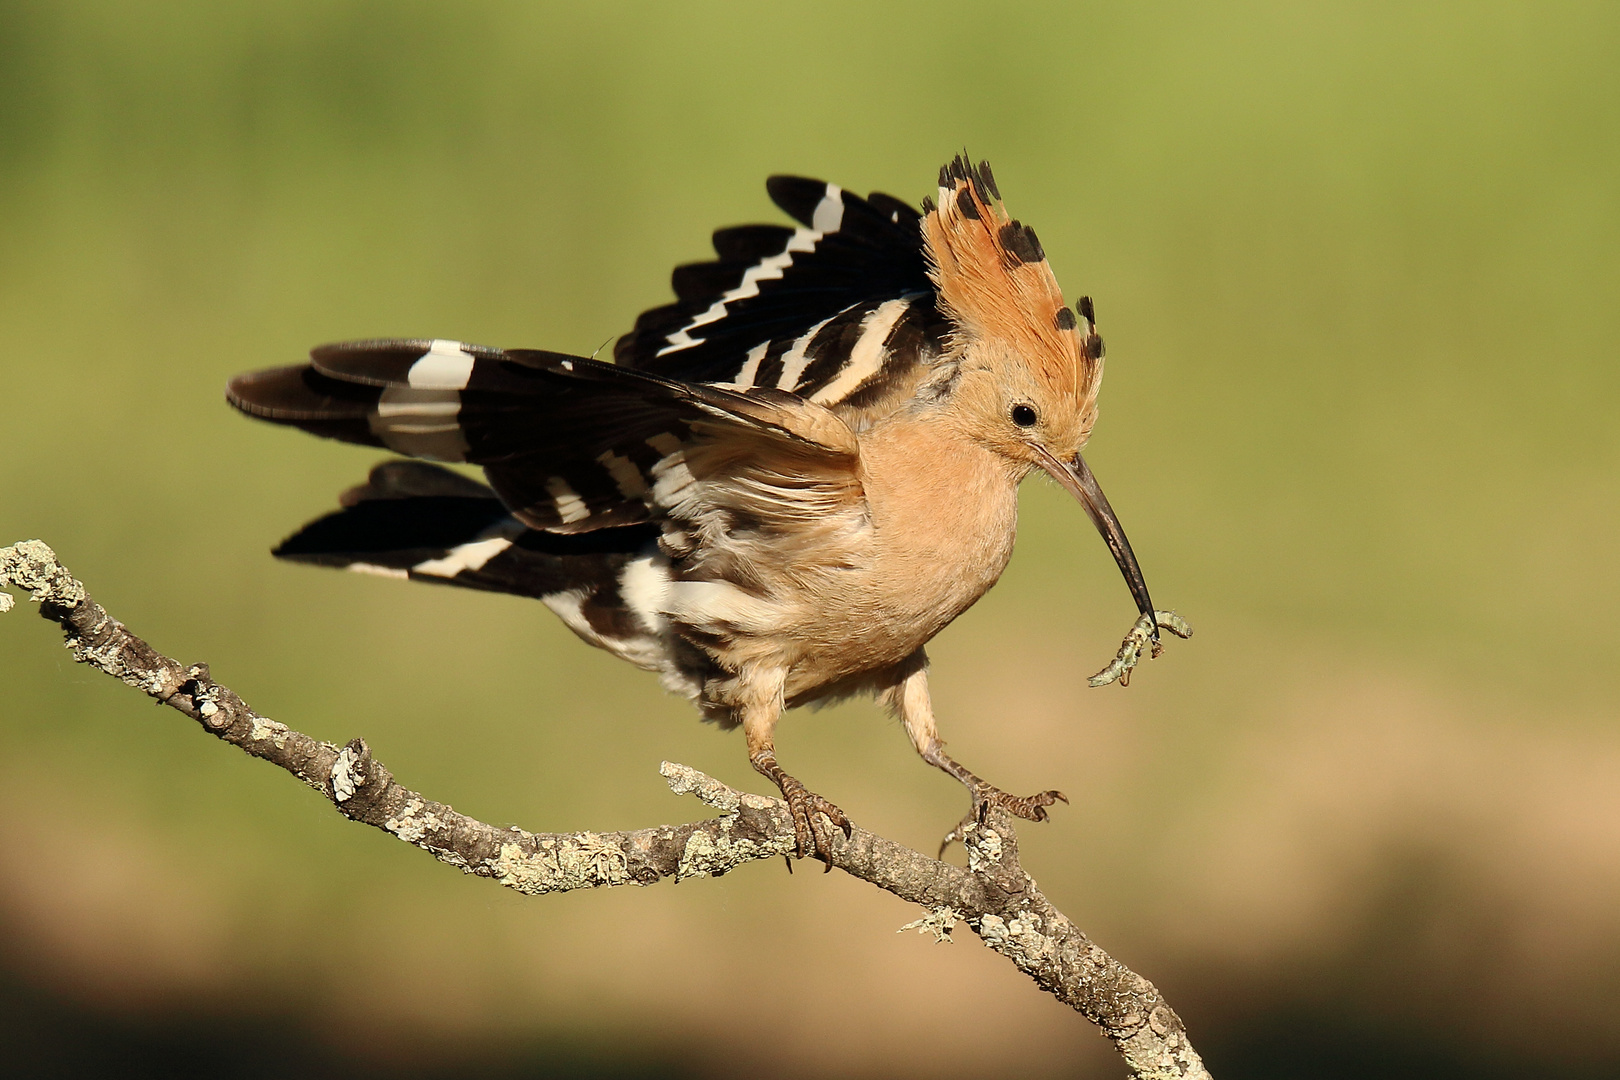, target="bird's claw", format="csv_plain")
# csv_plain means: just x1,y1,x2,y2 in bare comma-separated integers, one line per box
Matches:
938,784,1068,857
977,785,1068,824
1088,609,1192,687
778,775,852,870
